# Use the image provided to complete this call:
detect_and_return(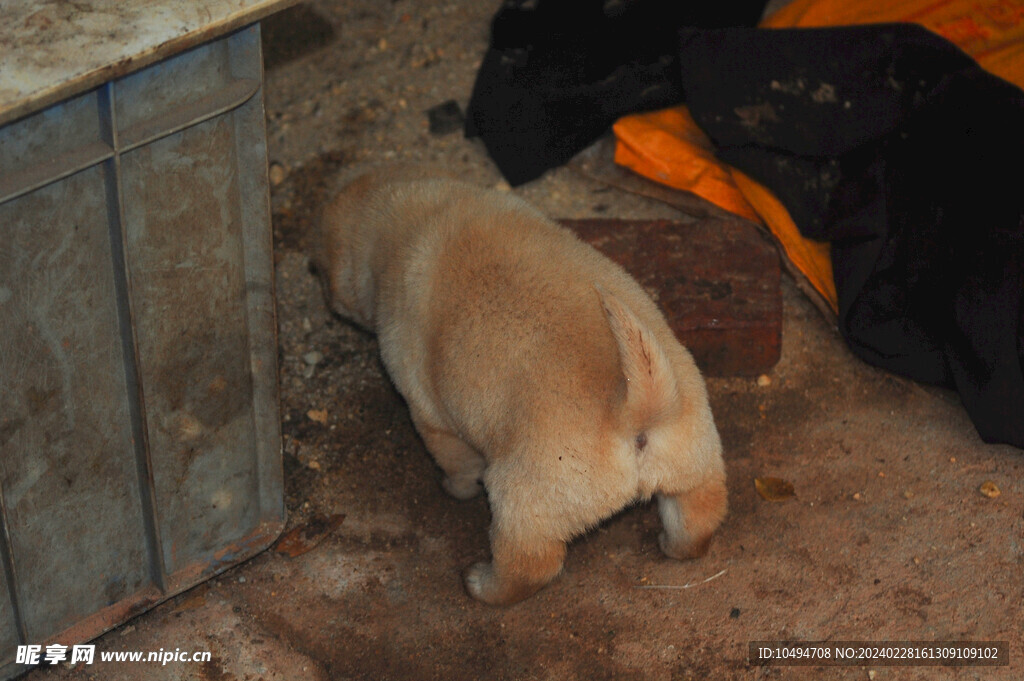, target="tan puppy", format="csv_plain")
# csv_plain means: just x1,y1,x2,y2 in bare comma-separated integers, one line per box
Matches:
313,166,727,605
